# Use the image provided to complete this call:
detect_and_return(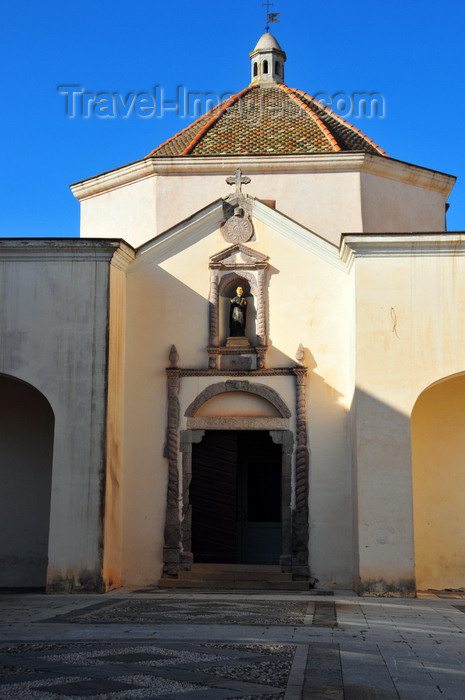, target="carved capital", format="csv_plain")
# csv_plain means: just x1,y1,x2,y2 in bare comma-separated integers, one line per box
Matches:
180,430,205,453
269,430,294,454
293,367,307,386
